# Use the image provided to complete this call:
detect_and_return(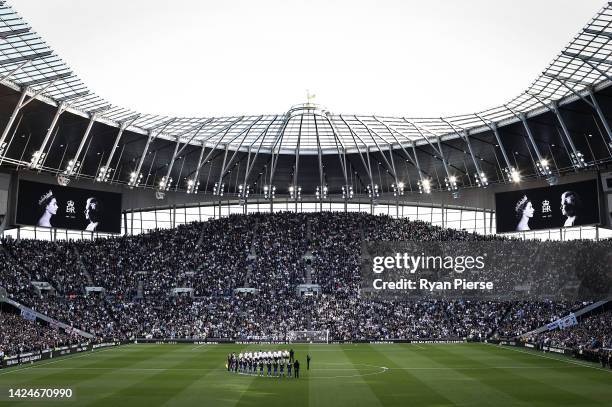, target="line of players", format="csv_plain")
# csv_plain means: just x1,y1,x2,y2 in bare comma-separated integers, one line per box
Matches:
227,349,301,378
